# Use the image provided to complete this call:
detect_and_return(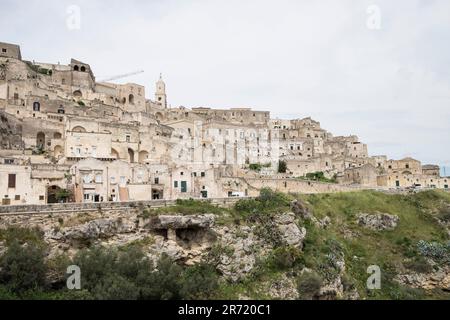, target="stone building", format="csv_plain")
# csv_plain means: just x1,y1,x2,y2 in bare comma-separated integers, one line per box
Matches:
0,41,447,205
